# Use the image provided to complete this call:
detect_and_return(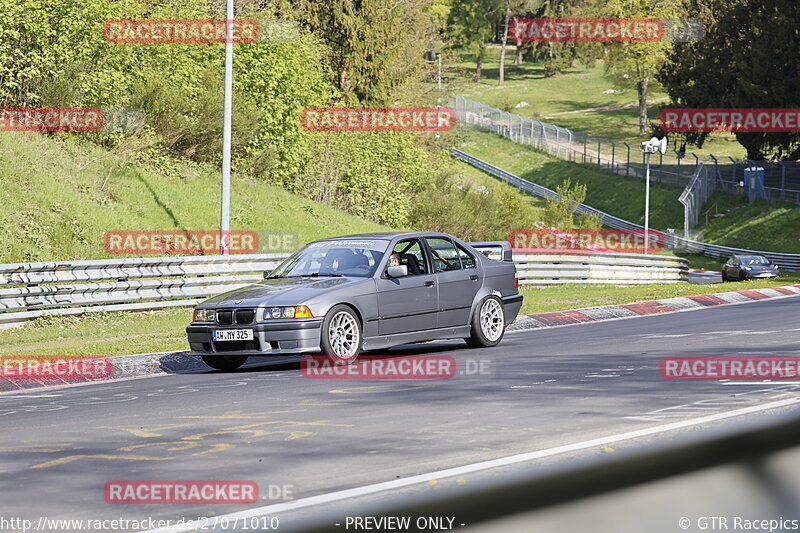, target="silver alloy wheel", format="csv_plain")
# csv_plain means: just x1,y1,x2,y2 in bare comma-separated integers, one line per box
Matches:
479,298,504,342
327,311,359,358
